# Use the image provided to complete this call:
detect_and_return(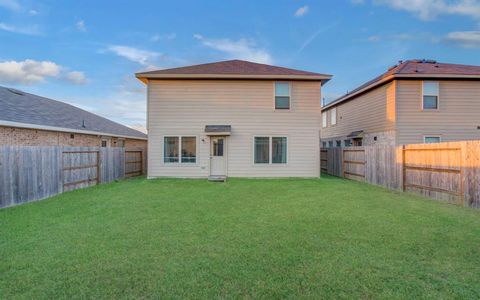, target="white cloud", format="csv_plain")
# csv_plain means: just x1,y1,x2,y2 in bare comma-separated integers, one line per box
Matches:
28,9,38,15
445,31,480,48
294,5,309,17
64,71,88,85
150,33,176,42
374,0,480,20
76,20,86,32
193,34,273,64
107,45,162,67
0,0,22,11
0,59,88,85
0,60,60,84
0,22,41,35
